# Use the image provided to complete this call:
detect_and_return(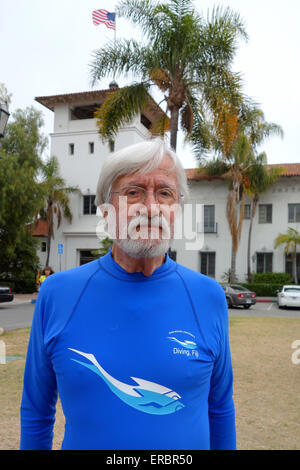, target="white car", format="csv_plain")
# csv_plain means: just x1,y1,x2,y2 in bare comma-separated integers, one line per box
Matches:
277,285,300,308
